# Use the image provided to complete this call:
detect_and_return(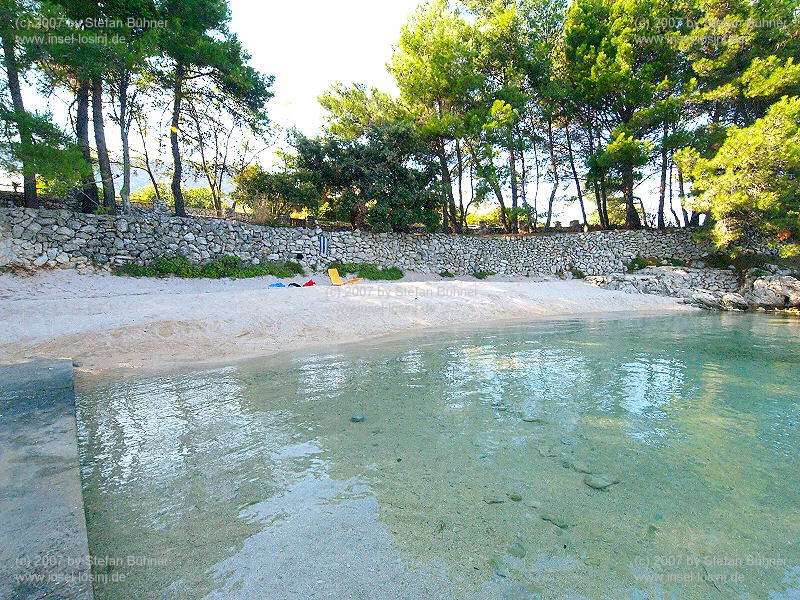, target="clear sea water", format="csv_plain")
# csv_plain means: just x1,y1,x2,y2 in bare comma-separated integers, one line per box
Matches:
75,313,800,599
